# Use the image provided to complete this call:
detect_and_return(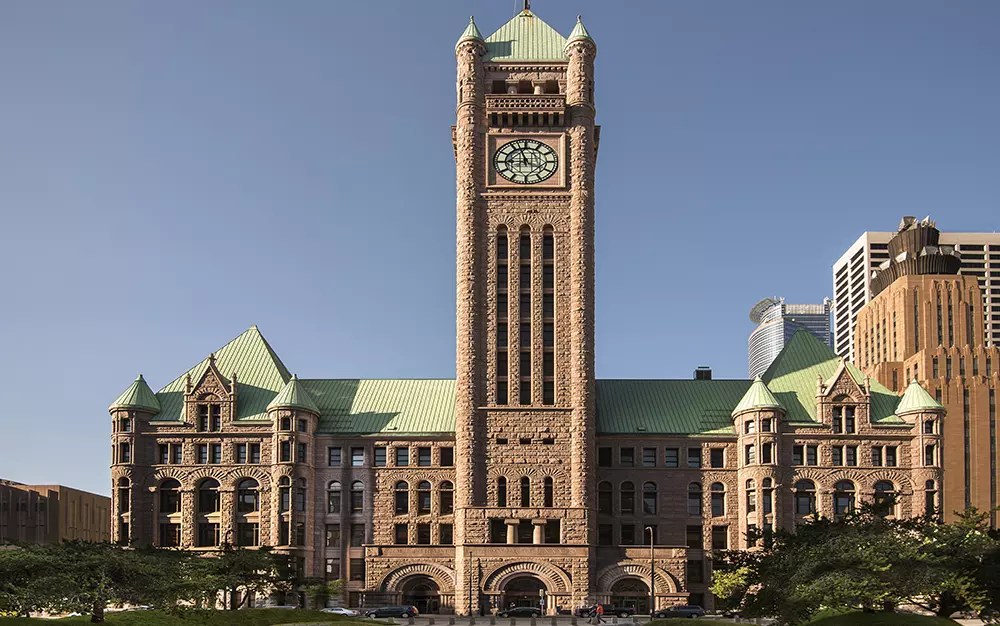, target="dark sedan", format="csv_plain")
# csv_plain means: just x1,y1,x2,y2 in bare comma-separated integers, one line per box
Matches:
497,607,542,618
365,605,419,618
652,604,705,618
